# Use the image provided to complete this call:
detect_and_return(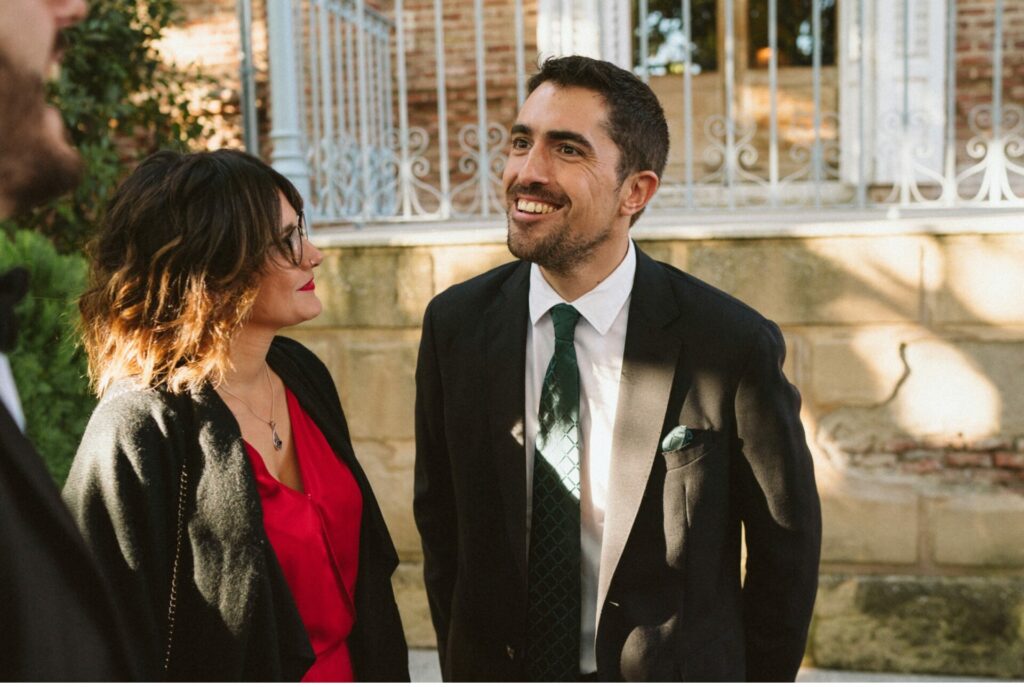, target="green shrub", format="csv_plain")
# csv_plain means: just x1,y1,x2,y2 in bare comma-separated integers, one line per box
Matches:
0,231,92,484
